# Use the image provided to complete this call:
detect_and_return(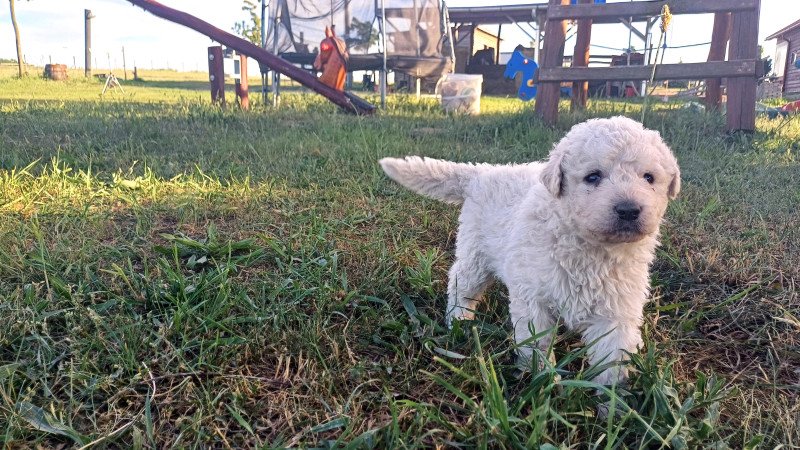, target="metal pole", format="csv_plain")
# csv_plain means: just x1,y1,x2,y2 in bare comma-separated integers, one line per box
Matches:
272,0,281,107
640,18,652,97
344,0,352,88
380,0,387,108
84,9,94,77
442,0,455,70
261,0,268,104
413,0,420,99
